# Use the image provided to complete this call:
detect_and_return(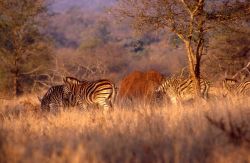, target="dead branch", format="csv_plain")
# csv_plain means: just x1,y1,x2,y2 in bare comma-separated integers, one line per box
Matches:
232,61,250,80
20,65,43,75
